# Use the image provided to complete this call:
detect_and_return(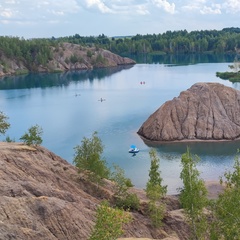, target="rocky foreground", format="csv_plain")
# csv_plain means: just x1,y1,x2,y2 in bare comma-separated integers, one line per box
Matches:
138,82,240,142
0,142,224,240
0,42,135,77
